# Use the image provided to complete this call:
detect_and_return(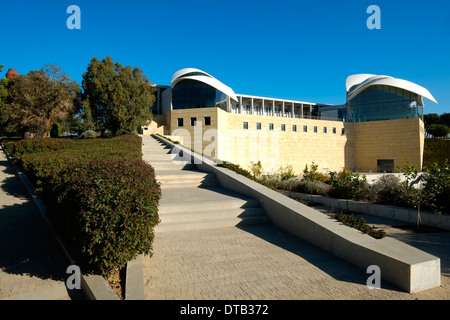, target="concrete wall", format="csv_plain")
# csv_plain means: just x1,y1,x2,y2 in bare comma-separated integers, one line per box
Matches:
152,134,441,293
287,191,450,231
